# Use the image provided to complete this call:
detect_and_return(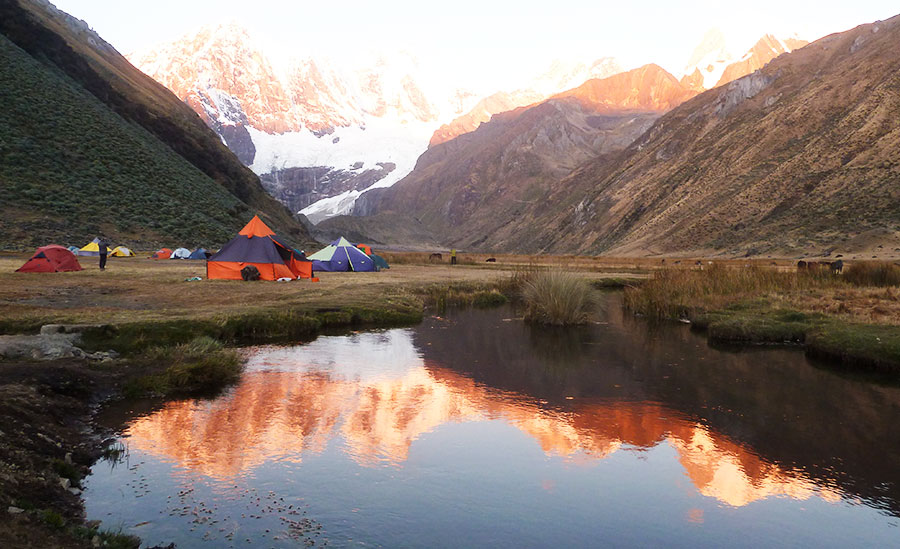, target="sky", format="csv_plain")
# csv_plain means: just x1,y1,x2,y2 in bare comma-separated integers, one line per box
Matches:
52,0,899,94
